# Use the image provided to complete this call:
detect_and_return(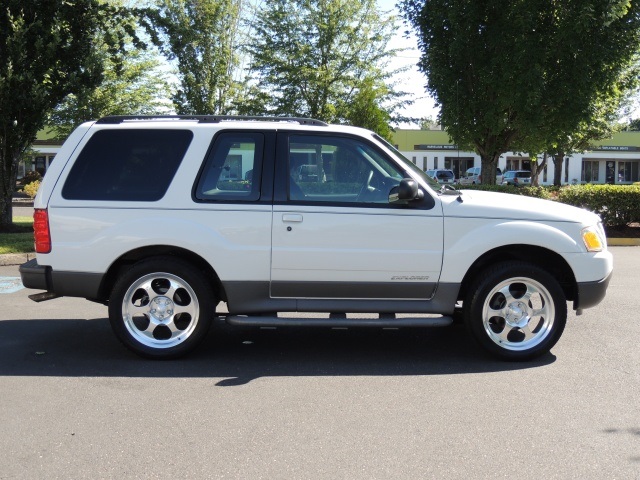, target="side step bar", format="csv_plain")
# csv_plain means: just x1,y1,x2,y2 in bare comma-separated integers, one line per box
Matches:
28,292,62,303
226,315,453,328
